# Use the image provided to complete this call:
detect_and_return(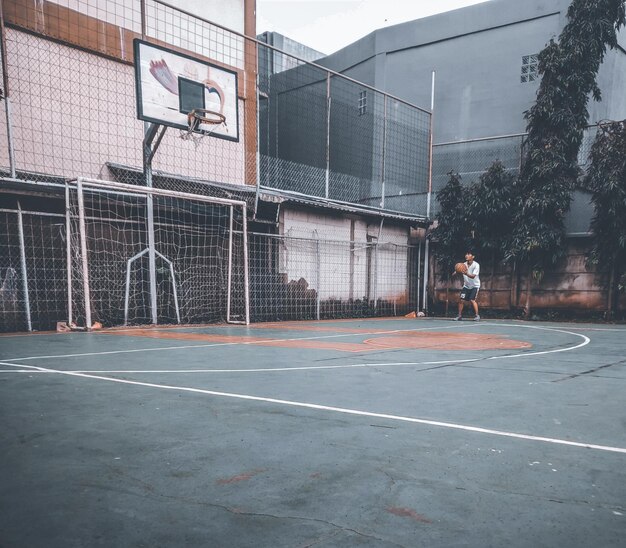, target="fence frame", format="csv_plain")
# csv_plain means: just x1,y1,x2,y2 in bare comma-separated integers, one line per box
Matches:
69,177,251,328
